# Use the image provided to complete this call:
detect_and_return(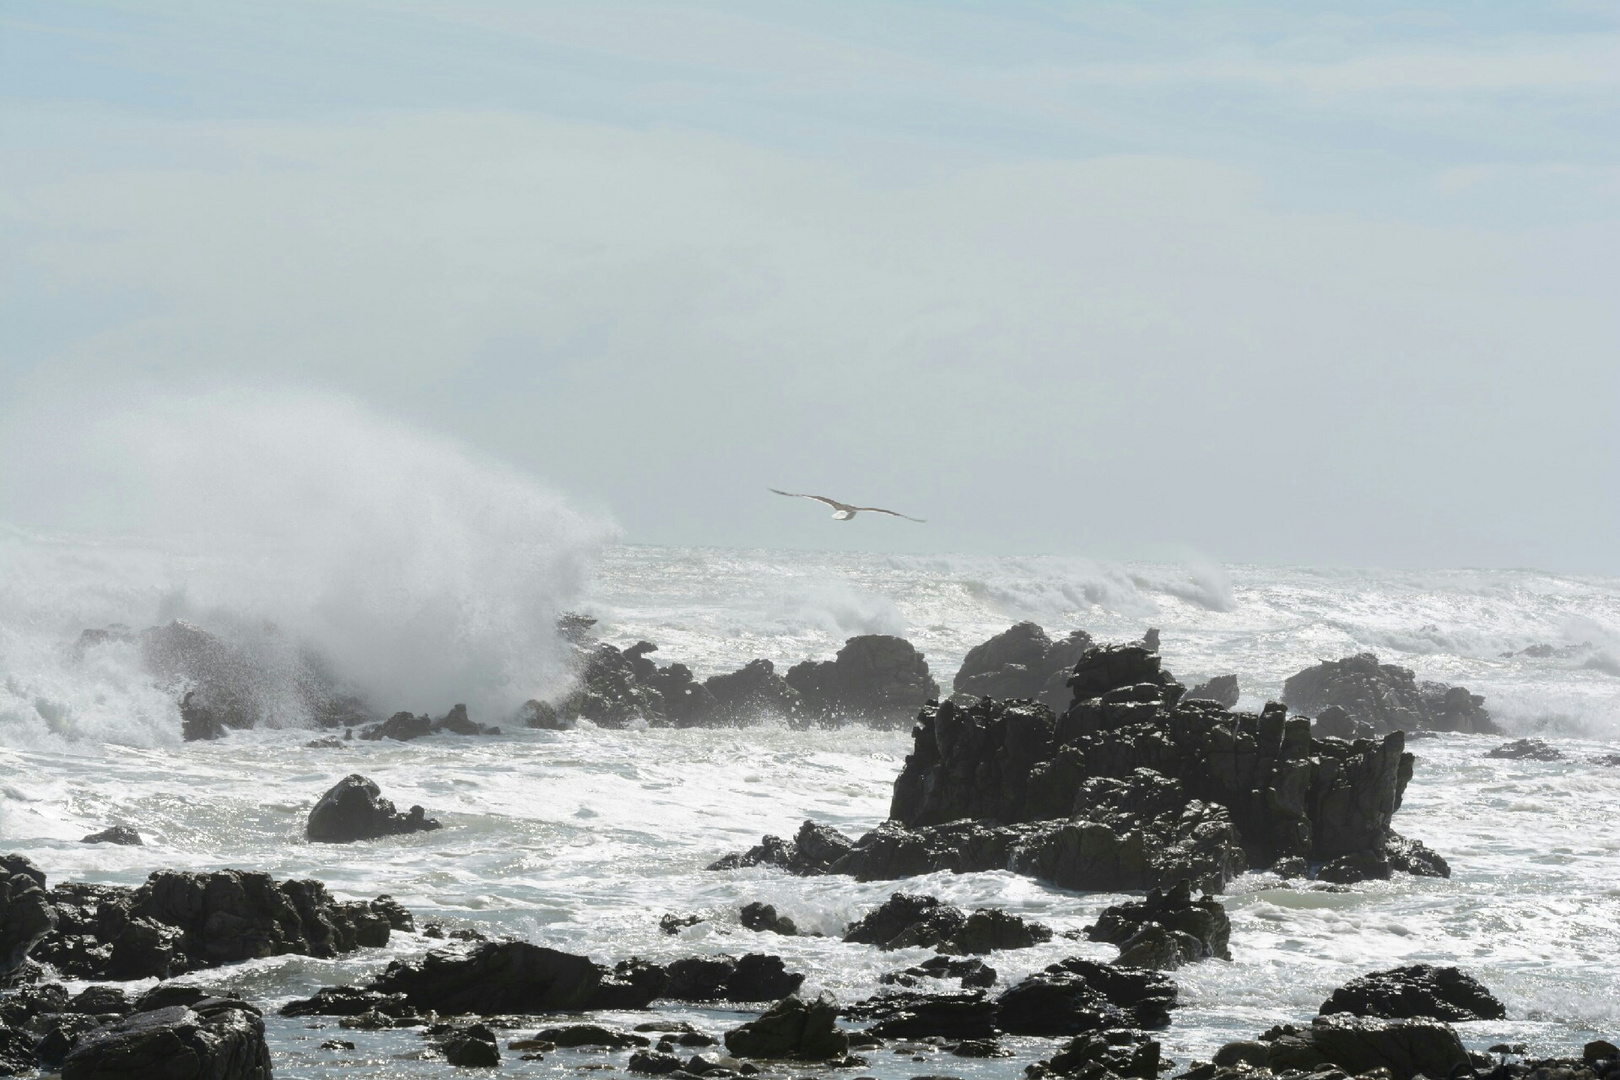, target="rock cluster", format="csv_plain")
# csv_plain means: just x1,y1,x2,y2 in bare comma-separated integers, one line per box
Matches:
305,774,442,843
951,623,1095,711
1,981,269,1079
357,703,500,741
1282,653,1496,735
20,863,408,982
1,855,55,986
1486,738,1564,761
723,993,848,1060
1085,880,1231,969
843,893,1051,953
354,941,805,1015
848,956,1176,1039
715,635,1445,895
529,623,941,729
